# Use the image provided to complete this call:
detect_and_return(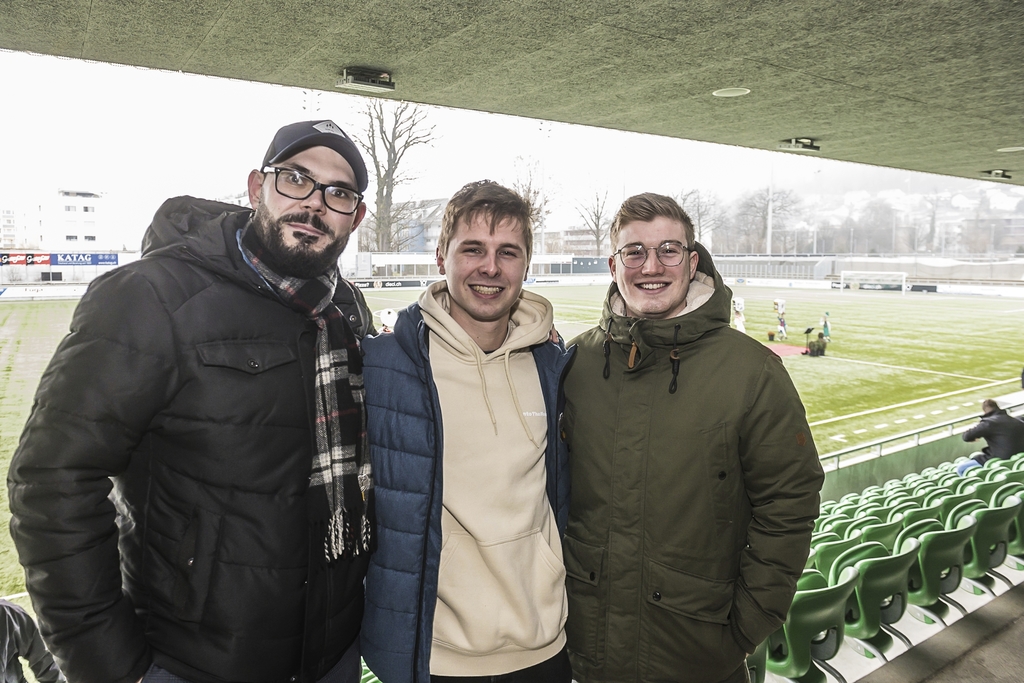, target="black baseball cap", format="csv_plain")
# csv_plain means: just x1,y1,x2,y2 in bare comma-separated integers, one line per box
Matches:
262,120,368,193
